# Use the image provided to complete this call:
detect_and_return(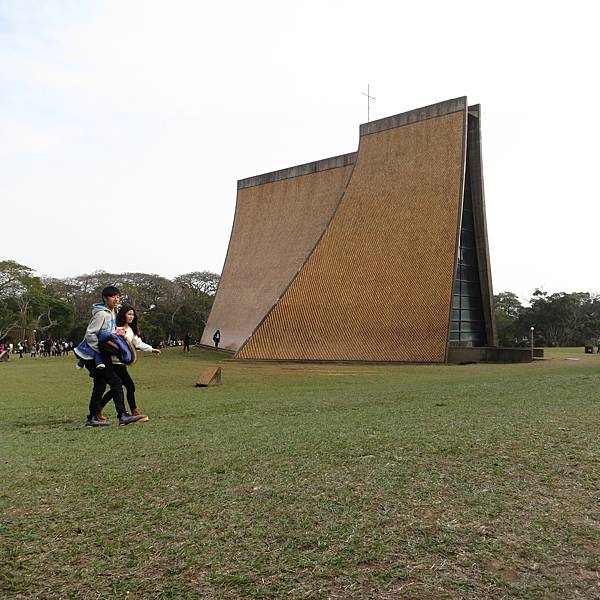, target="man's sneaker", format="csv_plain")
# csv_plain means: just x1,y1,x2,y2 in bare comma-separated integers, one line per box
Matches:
85,416,111,427
132,408,149,422
96,363,106,370
118,413,144,426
